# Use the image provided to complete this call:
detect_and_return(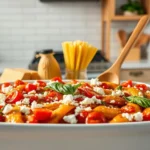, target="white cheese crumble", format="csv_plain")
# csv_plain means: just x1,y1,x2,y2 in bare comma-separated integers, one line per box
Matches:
90,78,101,86
138,92,143,97
80,96,102,105
122,112,143,122
2,104,13,114
61,95,78,106
63,114,77,124
35,93,43,99
74,106,92,115
28,90,36,94
84,107,92,111
20,105,31,115
43,91,48,97
146,90,150,94
0,93,6,106
16,101,22,105
22,98,30,105
31,101,43,110
2,86,13,94
93,87,105,95
111,90,123,96
110,100,115,104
